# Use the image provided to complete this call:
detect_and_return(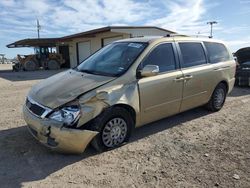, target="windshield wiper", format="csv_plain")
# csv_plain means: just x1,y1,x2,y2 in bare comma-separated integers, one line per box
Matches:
78,69,95,74
78,69,113,76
